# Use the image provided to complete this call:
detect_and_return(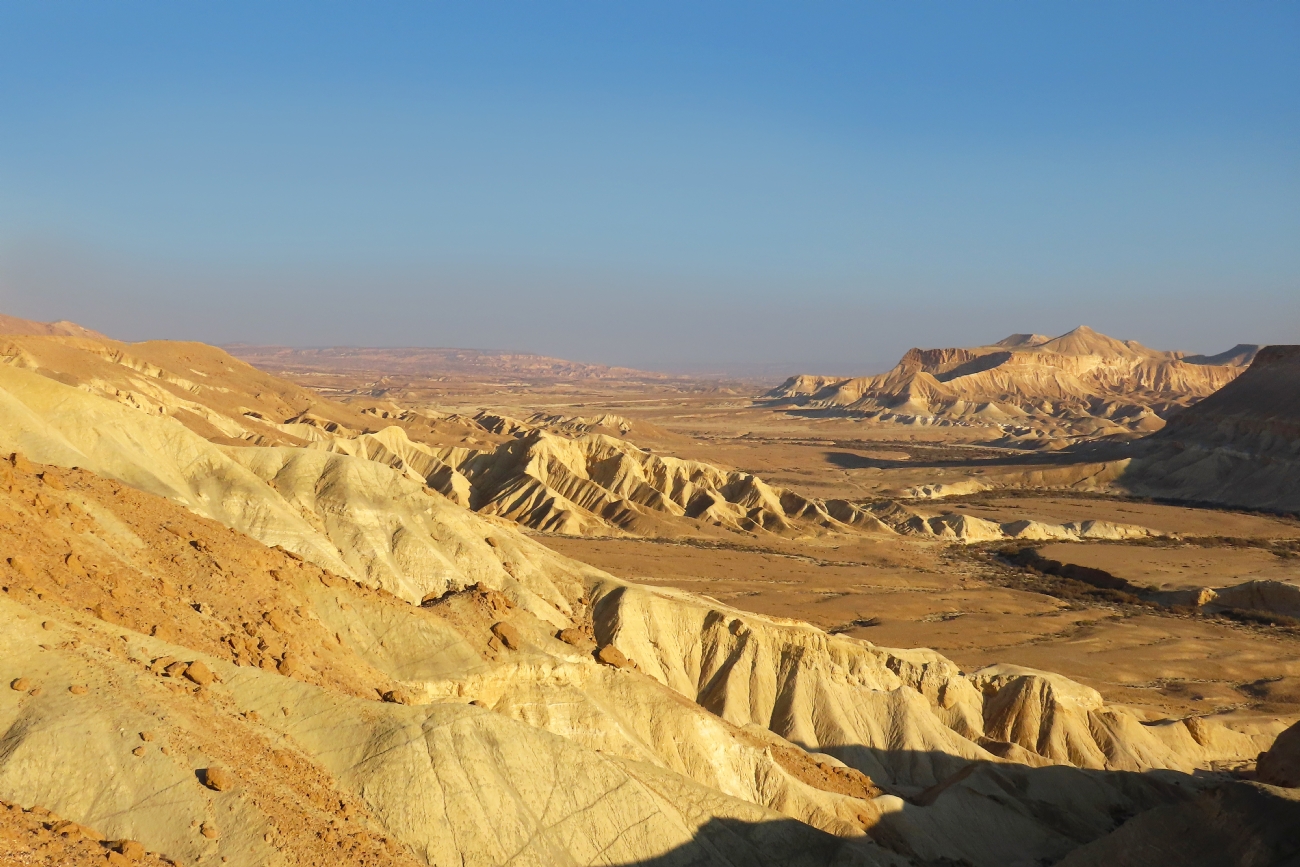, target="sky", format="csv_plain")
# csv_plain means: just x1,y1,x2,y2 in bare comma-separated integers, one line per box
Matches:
0,2,1297,375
